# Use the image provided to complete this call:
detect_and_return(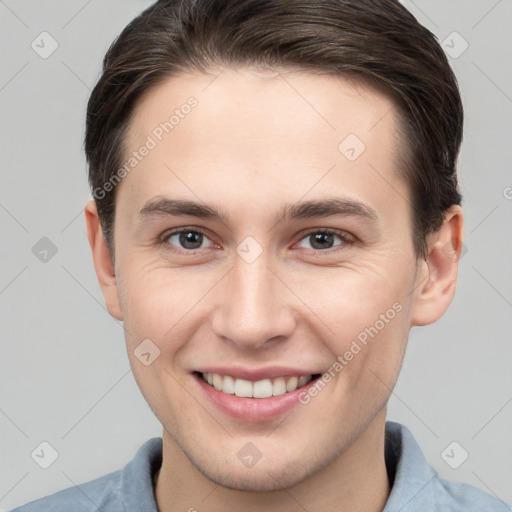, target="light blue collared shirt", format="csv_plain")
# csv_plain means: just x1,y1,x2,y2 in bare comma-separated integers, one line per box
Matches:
10,422,511,511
